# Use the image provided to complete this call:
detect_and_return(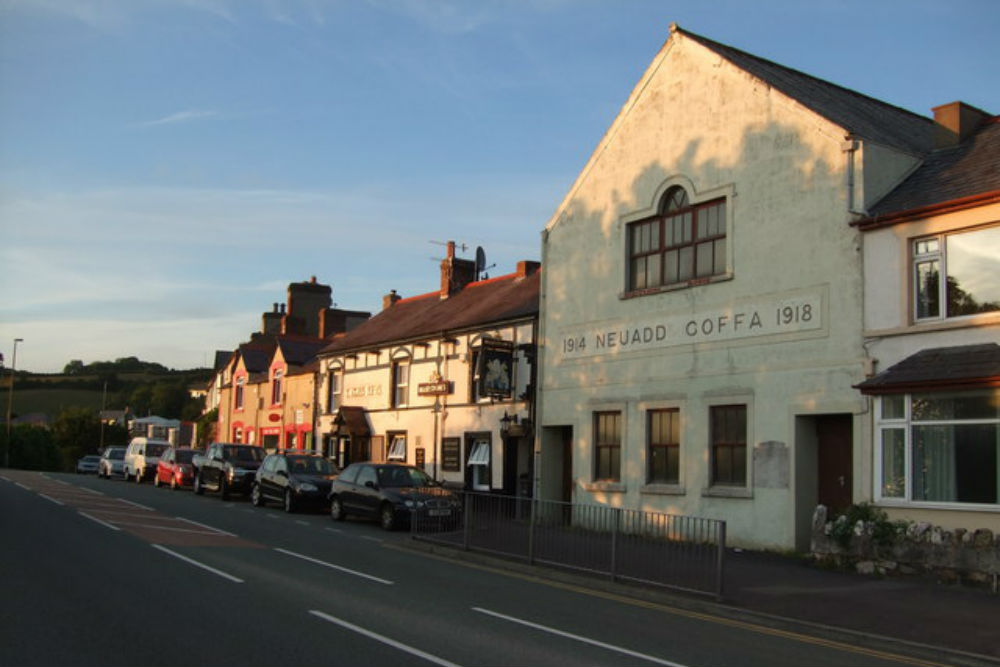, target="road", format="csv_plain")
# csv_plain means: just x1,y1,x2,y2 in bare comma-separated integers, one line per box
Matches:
1,470,947,667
